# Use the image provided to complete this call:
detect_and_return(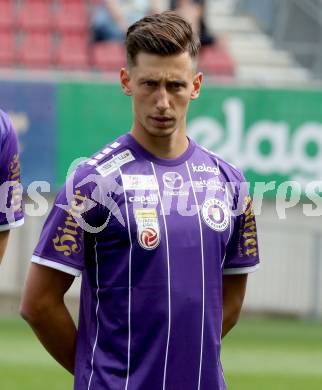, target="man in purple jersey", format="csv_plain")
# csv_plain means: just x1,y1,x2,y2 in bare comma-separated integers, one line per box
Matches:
20,11,259,389
0,110,24,263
